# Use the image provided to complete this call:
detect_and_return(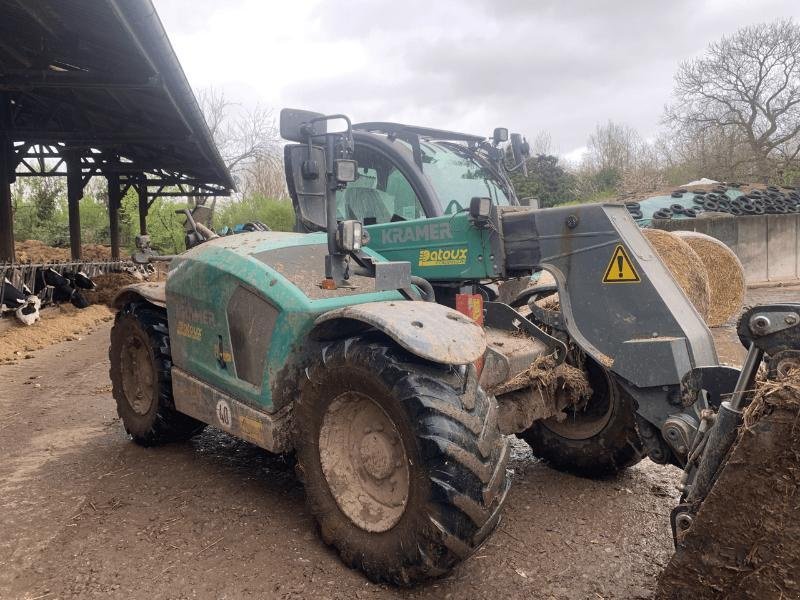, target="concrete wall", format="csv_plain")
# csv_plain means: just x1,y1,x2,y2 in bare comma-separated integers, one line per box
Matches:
655,214,799,284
